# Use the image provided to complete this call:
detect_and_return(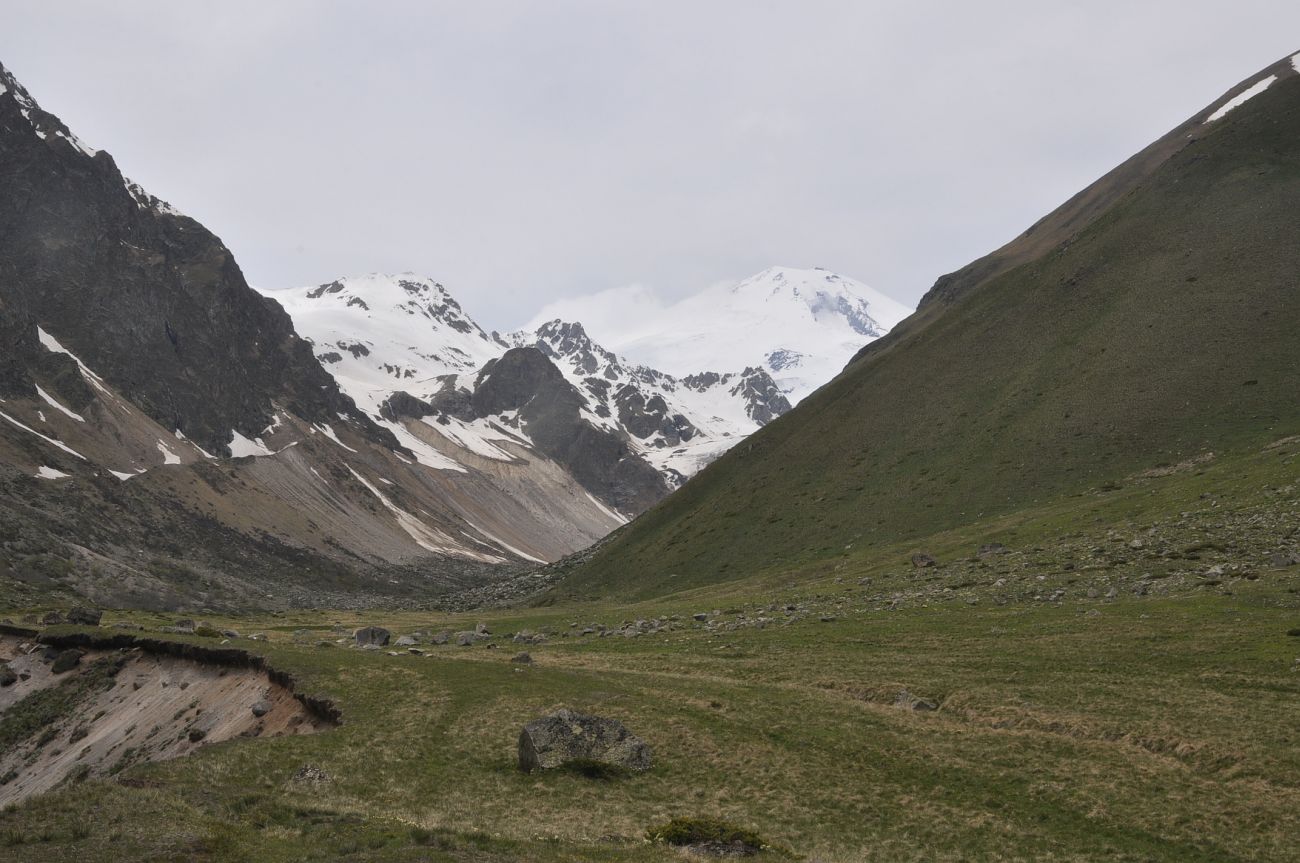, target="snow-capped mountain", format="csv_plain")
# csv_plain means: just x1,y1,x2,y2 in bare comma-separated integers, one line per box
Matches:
272,274,792,487
516,320,790,482
526,266,913,403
